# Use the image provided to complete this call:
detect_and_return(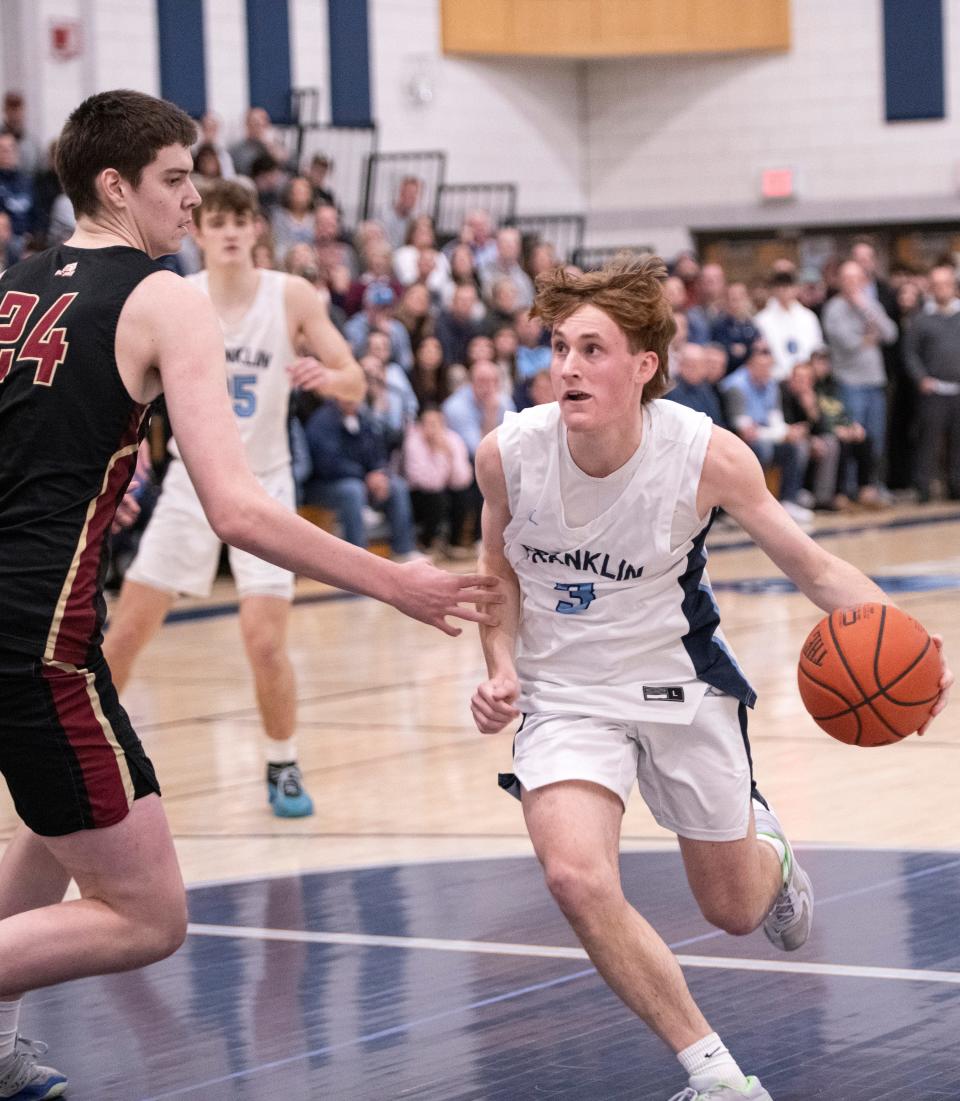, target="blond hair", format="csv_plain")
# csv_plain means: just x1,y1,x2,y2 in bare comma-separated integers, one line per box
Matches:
532,253,676,402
